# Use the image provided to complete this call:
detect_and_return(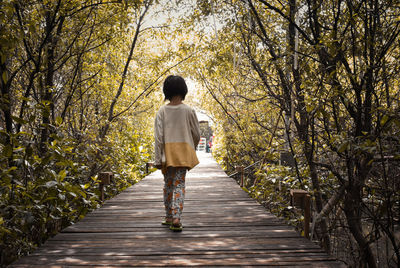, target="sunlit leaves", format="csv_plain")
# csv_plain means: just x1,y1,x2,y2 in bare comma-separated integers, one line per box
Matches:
0,0,167,264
